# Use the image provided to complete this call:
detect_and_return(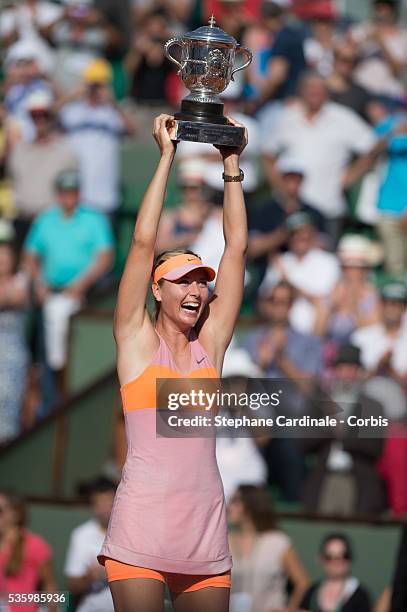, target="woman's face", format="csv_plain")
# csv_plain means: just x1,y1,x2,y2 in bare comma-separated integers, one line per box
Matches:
321,538,351,580
342,264,368,282
153,269,210,329
0,495,15,533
